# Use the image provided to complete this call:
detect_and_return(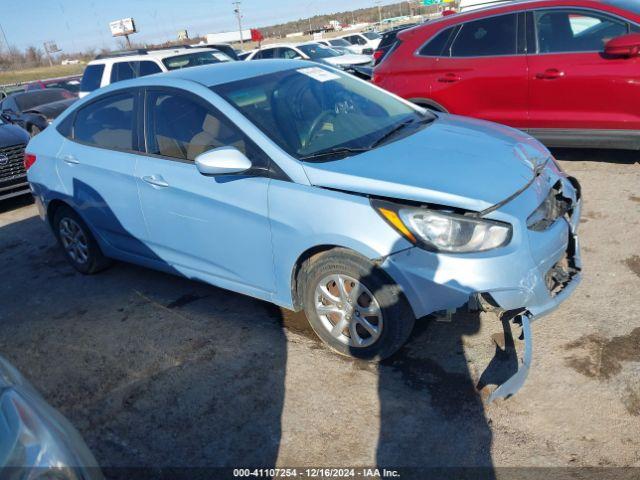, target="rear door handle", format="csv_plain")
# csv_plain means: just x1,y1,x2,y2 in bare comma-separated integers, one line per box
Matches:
142,175,169,188
437,72,461,83
535,68,565,80
62,154,79,165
